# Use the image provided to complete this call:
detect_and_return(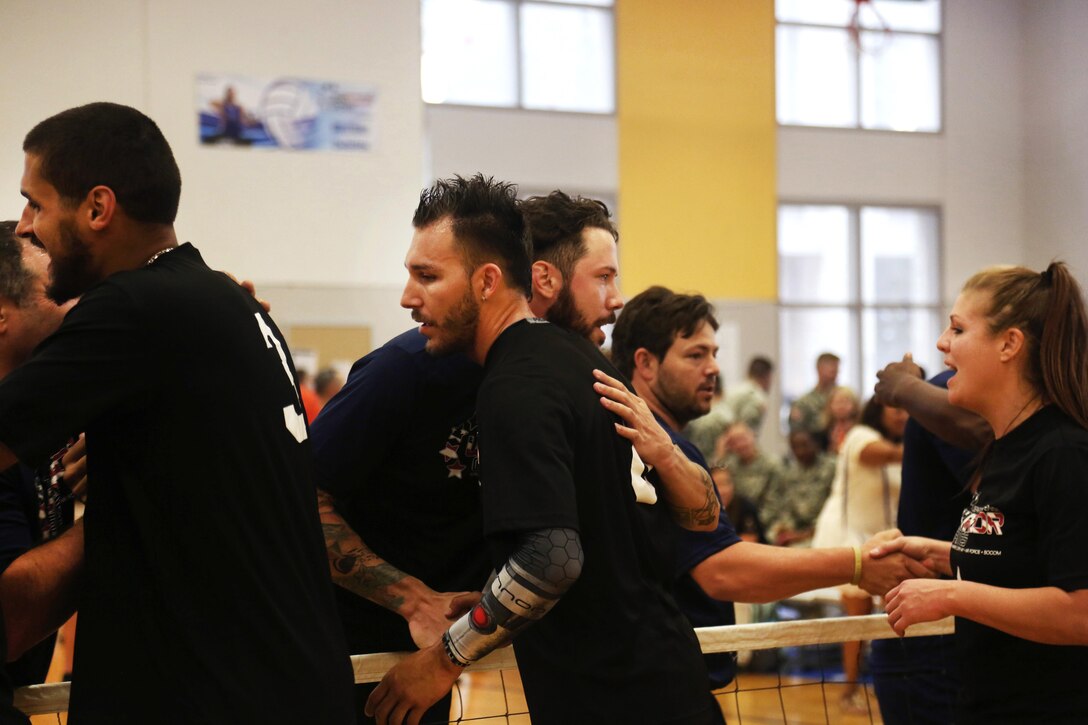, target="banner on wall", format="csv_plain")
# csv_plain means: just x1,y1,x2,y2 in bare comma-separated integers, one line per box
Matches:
196,74,376,151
